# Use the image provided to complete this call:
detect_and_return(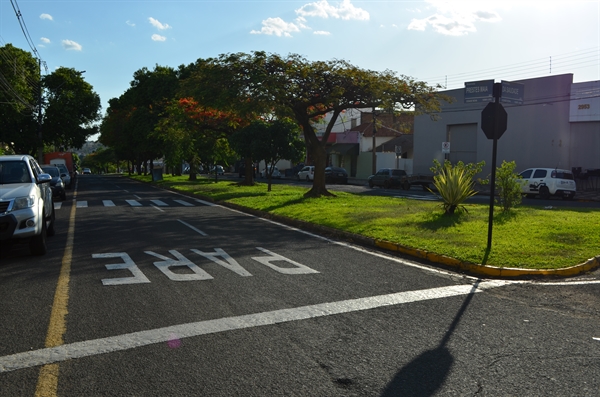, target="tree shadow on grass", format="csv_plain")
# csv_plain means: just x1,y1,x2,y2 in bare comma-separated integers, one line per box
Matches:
380,280,481,397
